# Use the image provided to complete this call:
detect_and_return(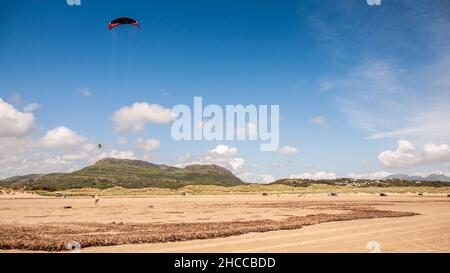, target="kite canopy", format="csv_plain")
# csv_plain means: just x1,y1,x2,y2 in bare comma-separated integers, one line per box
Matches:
108,17,140,30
